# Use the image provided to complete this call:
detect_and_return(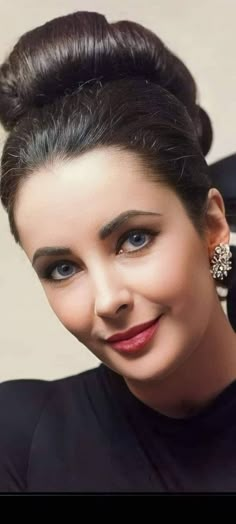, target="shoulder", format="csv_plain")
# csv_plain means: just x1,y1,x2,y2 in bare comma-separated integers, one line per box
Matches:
0,377,52,491
0,365,103,433
0,376,51,404
0,365,102,413
0,377,54,437
0,366,101,492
